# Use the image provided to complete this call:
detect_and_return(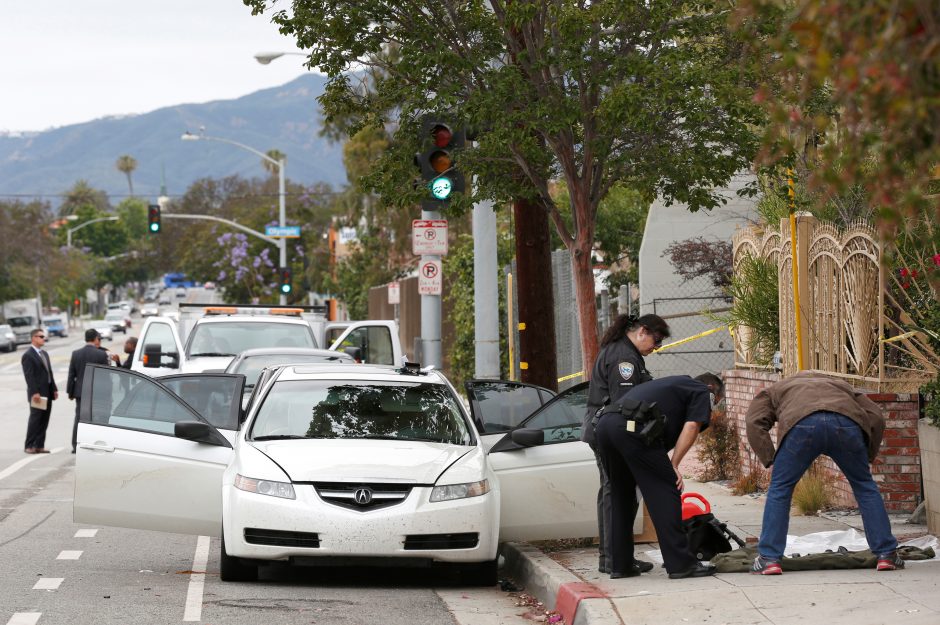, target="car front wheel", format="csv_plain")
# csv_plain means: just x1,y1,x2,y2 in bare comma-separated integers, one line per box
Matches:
460,558,498,586
219,532,258,582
